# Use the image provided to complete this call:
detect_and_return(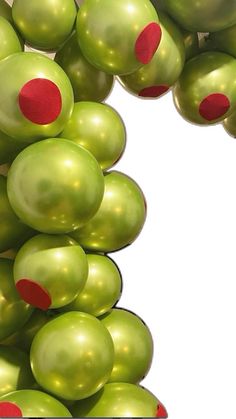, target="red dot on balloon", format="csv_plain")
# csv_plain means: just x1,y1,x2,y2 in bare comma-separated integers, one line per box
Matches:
16,279,52,311
135,22,162,64
0,402,23,417
199,93,230,121
139,85,169,98
156,402,168,418
18,78,62,125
